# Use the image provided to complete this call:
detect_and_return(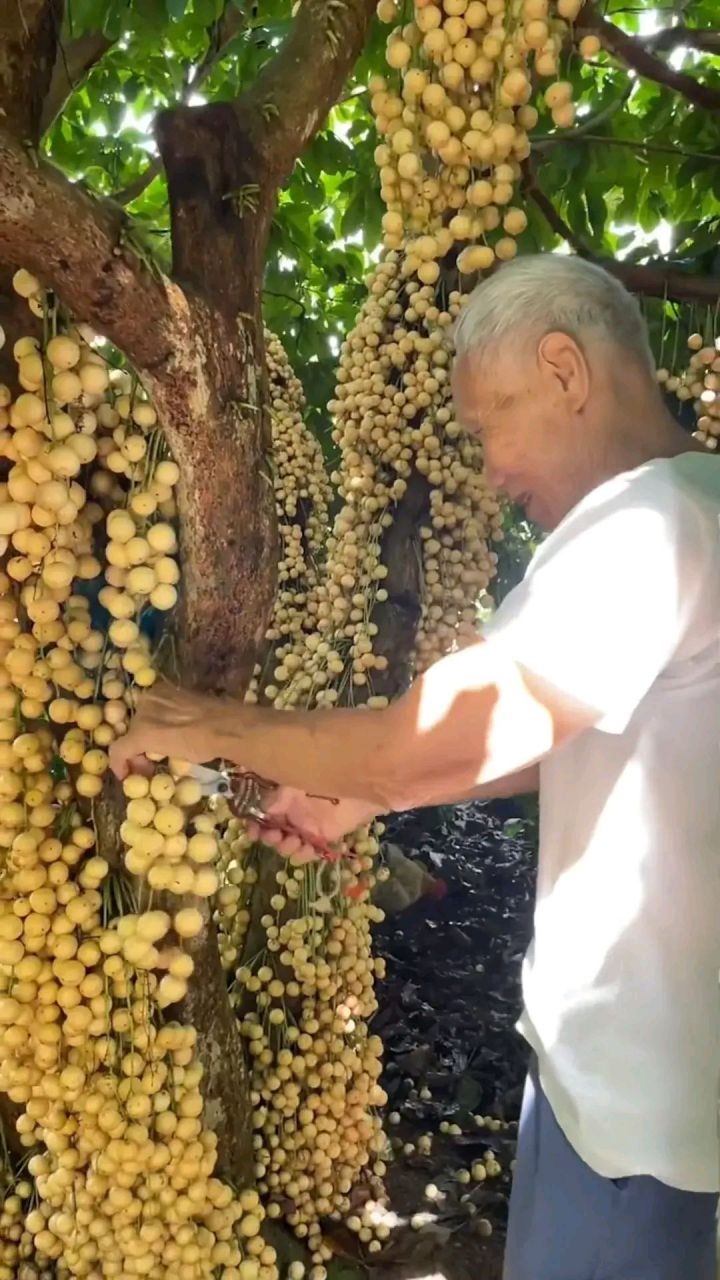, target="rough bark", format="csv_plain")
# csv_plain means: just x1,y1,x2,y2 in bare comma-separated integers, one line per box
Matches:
0,0,62,139
0,128,176,372
145,300,277,692
367,472,429,700
154,0,377,314
155,105,272,321
236,0,379,182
